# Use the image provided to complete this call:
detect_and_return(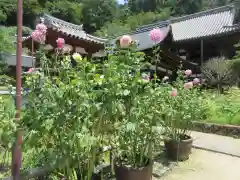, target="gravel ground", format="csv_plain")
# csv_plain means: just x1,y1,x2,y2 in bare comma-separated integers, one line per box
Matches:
155,149,240,180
